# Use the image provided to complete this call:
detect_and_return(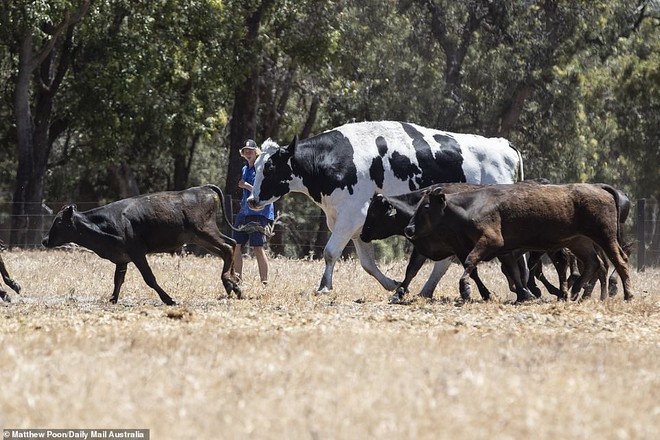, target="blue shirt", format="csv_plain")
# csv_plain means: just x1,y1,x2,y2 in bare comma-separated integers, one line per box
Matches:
240,164,274,220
